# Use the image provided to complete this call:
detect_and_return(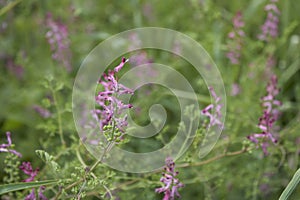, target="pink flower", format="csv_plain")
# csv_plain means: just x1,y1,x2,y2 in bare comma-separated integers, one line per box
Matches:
231,83,240,96
20,162,39,182
24,187,48,200
25,189,36,200
94,58,133,141
155,157,184,200
6,58,24,79
201,87,223,129
38,186,48,200
46,13,72,72
258,0,280,41
128,35,152,66
33,105,51,118
247,75,281,155
226,11,245,65
20,162,48,199
233,12,245,28
0,132,22,157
